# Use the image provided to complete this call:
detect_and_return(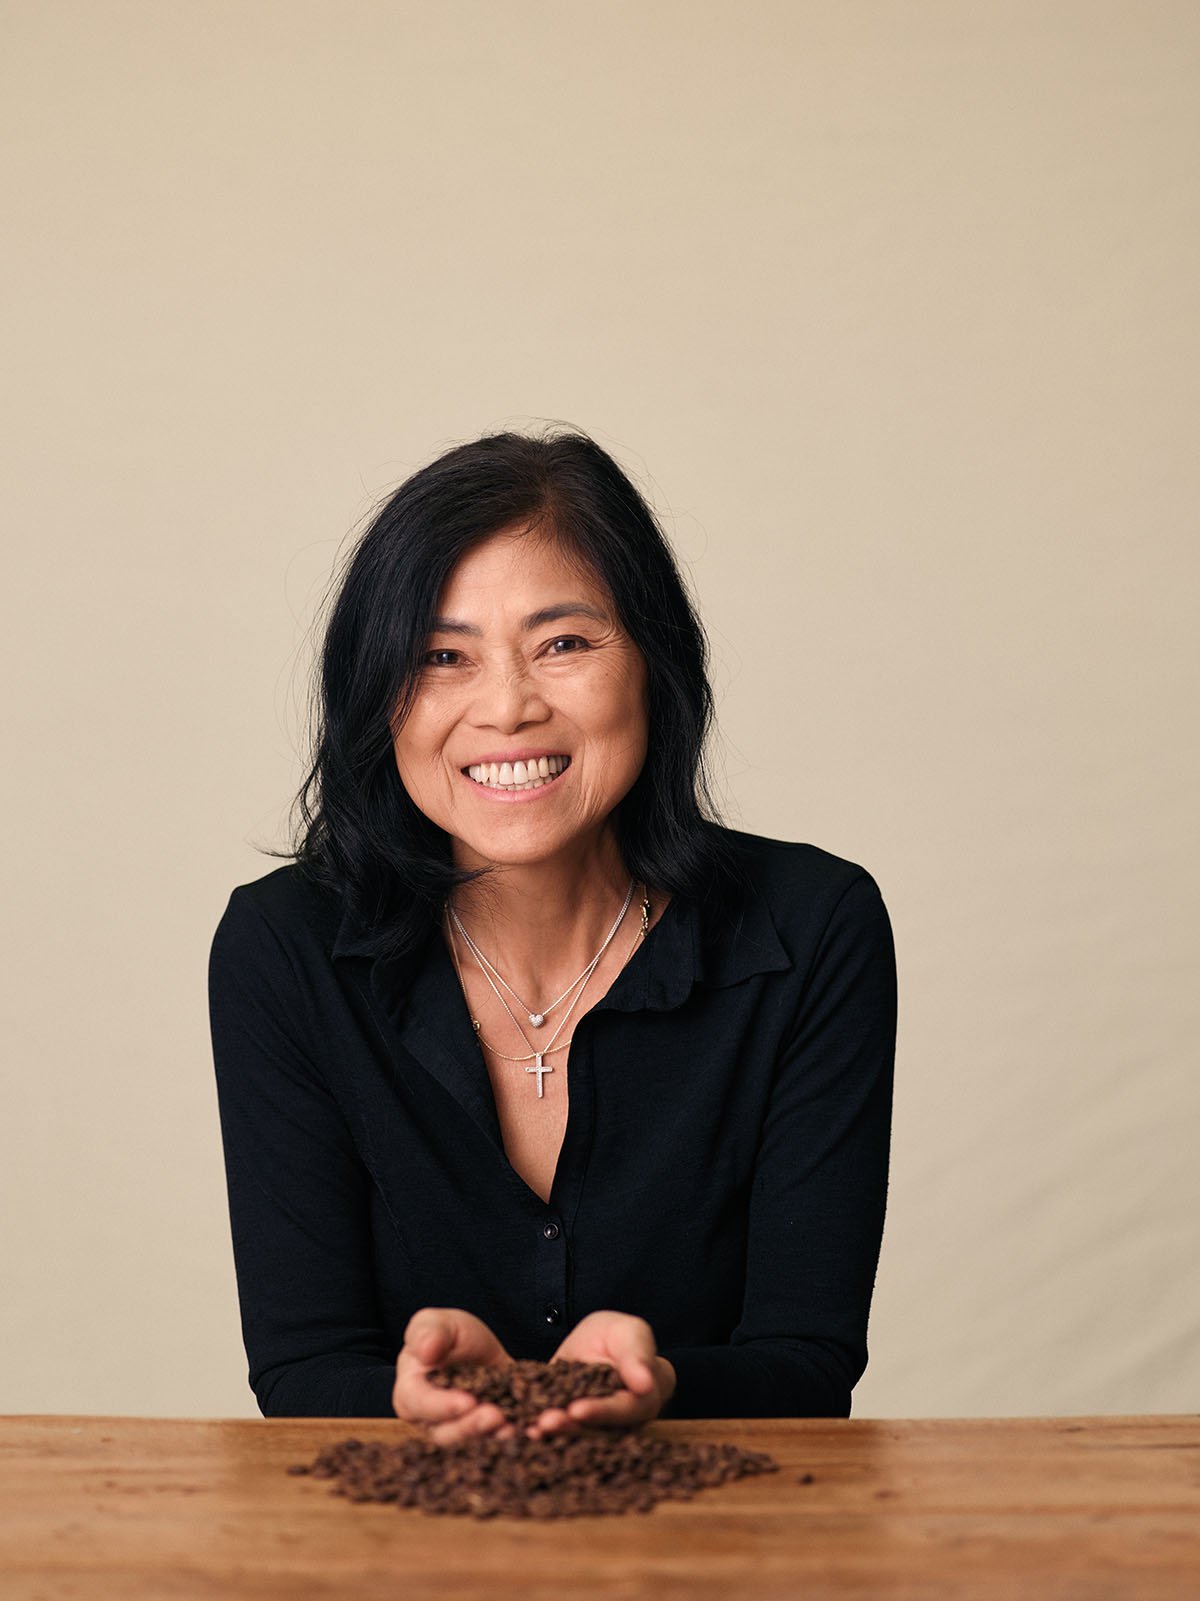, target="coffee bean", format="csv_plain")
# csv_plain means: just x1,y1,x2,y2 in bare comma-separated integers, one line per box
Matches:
425,1358,623,1424
290,1429,779,1520
288,1360,779,1519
